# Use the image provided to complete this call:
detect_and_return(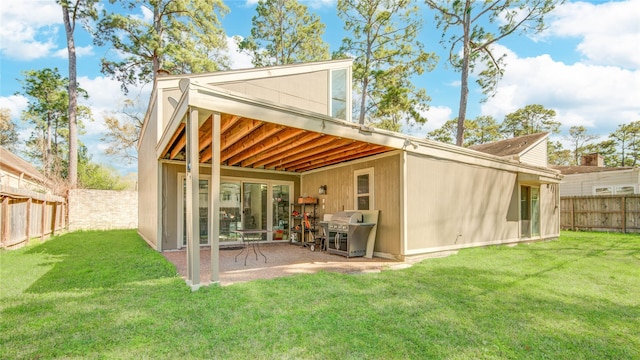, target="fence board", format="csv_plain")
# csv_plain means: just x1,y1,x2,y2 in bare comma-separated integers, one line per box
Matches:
0,188,66,249
561,195,640,232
